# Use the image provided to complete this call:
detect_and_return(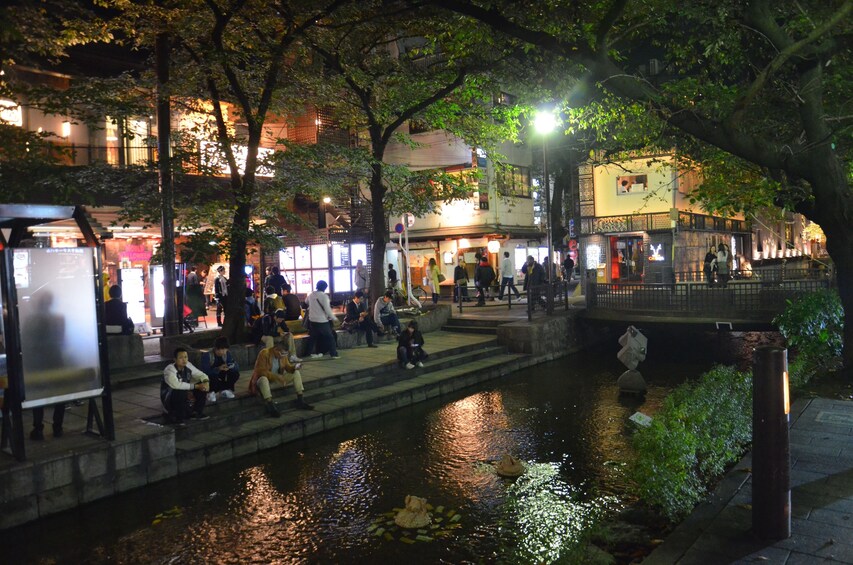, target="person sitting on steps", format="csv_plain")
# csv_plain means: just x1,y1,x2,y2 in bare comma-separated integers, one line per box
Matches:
397,320,427,369
344,290,379,348
199,336,240,402
161,347,210,424
373,290,401,336
249,339,313,417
